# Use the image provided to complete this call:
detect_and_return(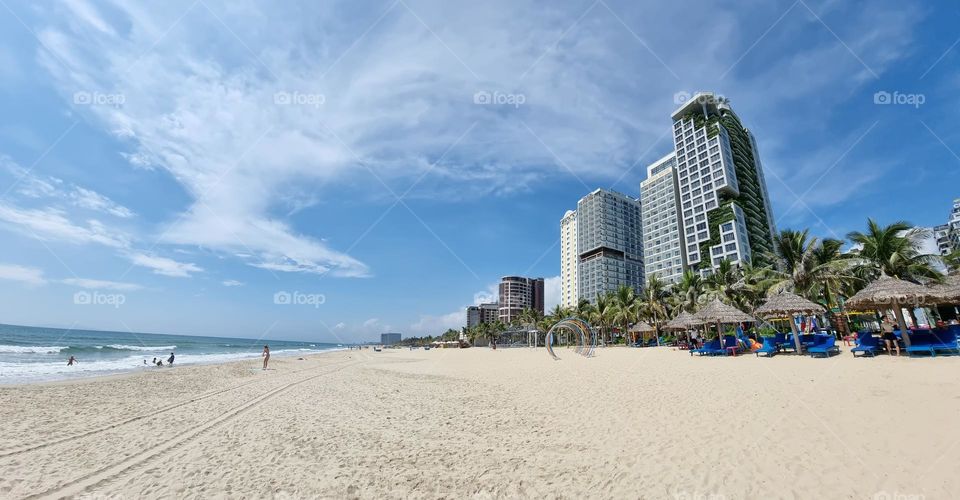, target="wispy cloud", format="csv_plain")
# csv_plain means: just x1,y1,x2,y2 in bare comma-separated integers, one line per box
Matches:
128,253,202,278
61,278,142,291
0,263,46,286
